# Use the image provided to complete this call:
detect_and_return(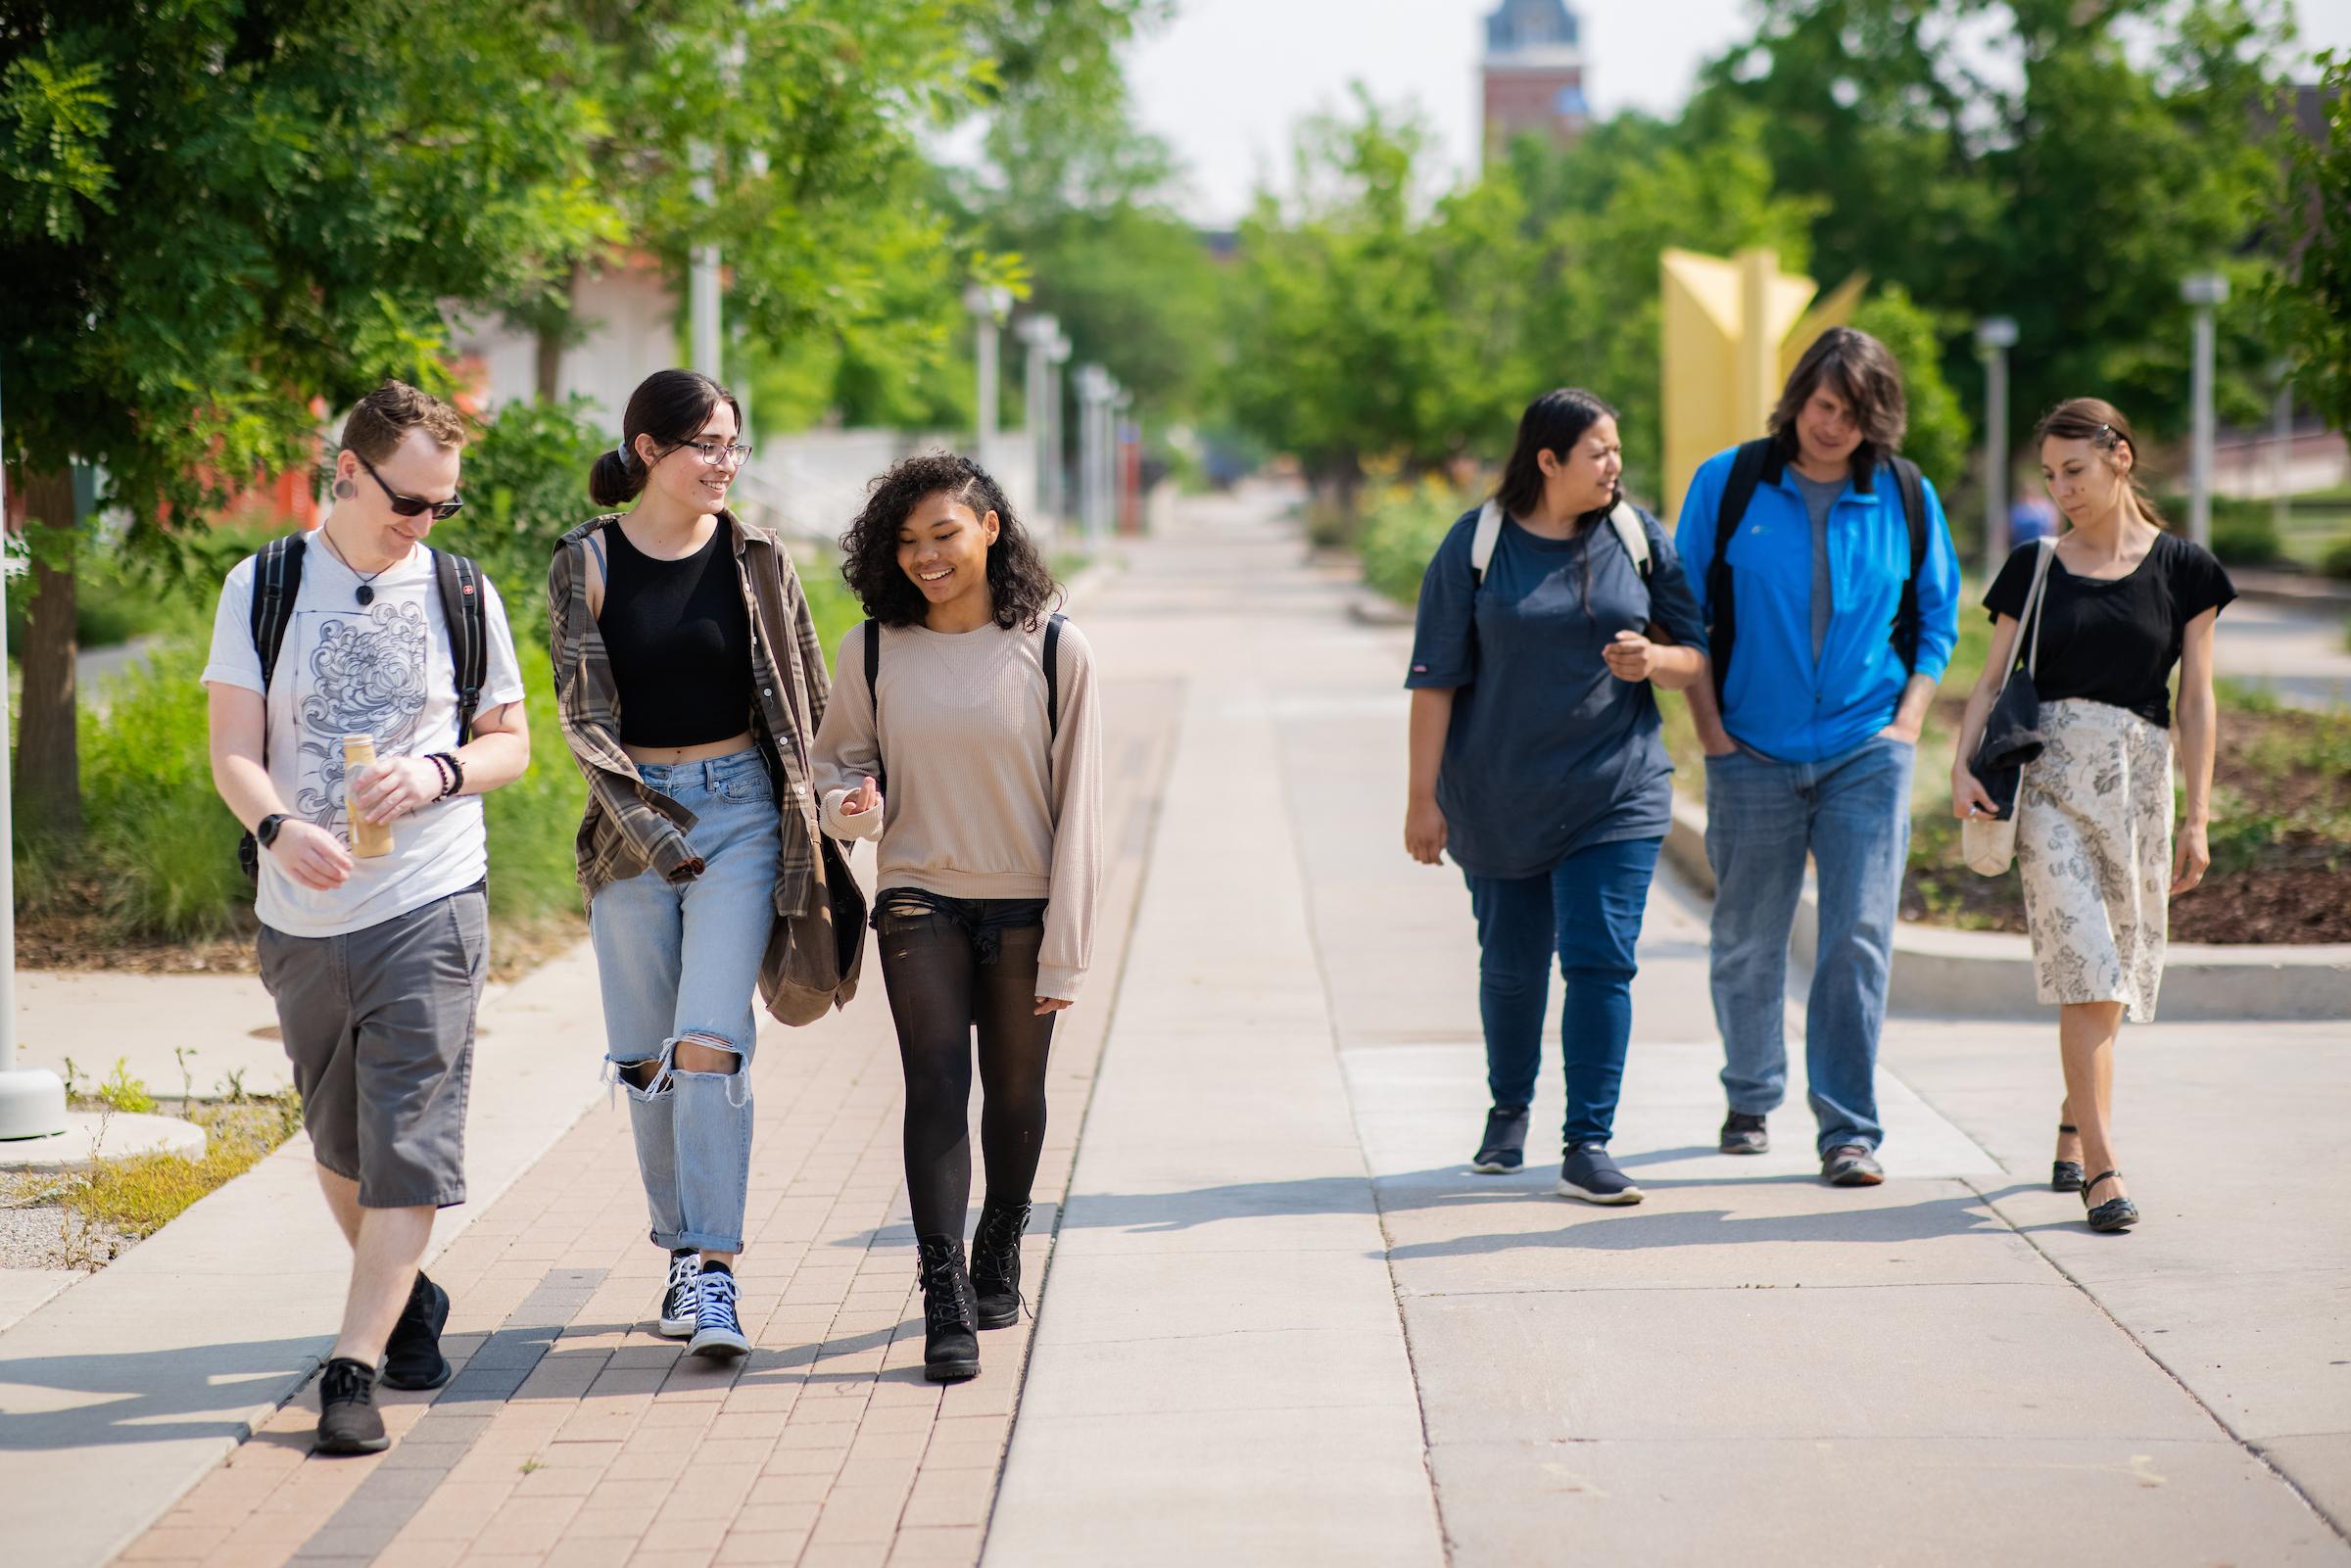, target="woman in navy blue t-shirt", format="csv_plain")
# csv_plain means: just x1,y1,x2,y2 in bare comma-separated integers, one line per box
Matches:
1402,389,1708,1204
